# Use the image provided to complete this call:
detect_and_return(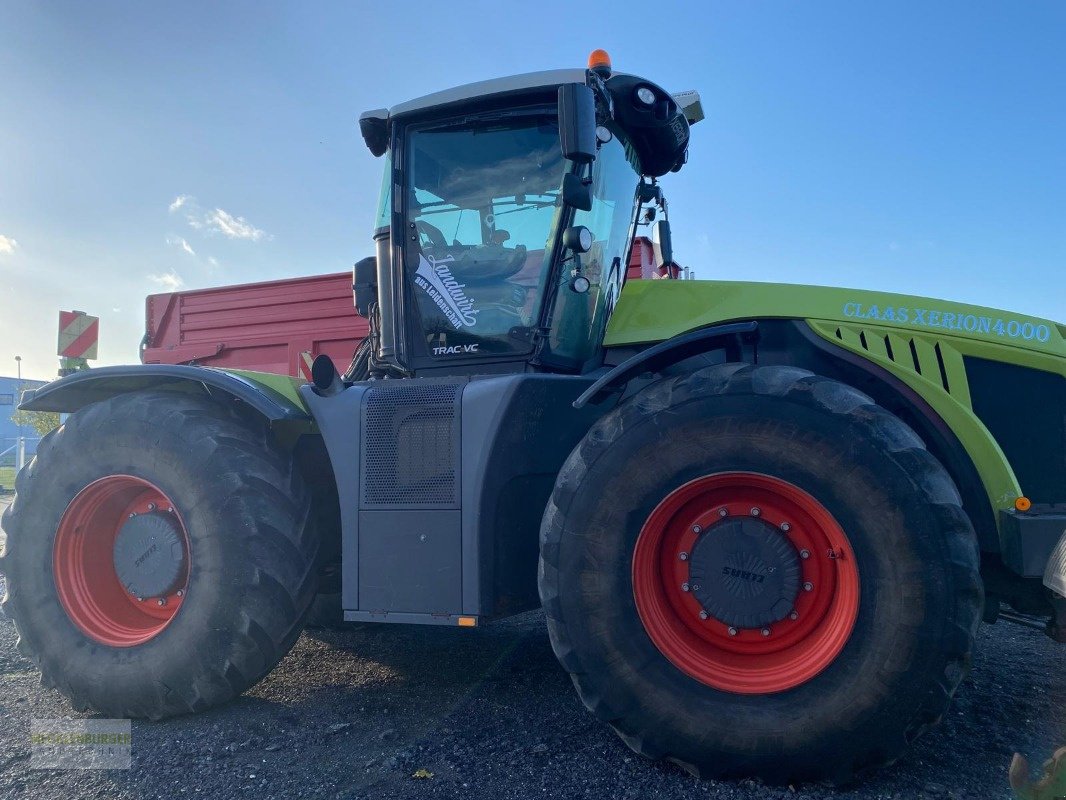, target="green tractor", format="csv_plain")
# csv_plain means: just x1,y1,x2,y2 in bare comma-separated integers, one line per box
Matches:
3,53,1064,785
